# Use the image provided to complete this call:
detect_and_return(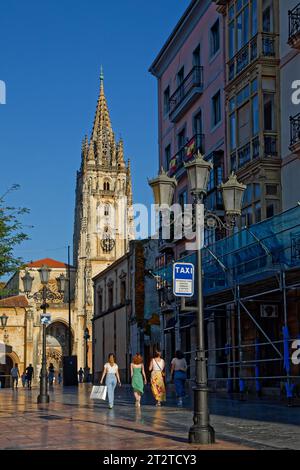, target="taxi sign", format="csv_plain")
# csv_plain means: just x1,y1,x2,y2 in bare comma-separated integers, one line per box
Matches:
173,262,194,297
